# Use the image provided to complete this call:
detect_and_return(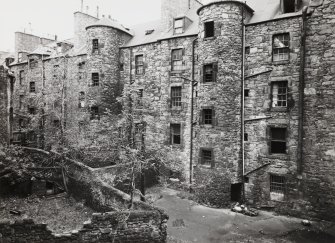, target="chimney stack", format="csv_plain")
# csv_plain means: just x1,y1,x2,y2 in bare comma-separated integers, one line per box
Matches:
108,15,111,19
86,6,89,14
96,6,99,18
81,0,84,12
